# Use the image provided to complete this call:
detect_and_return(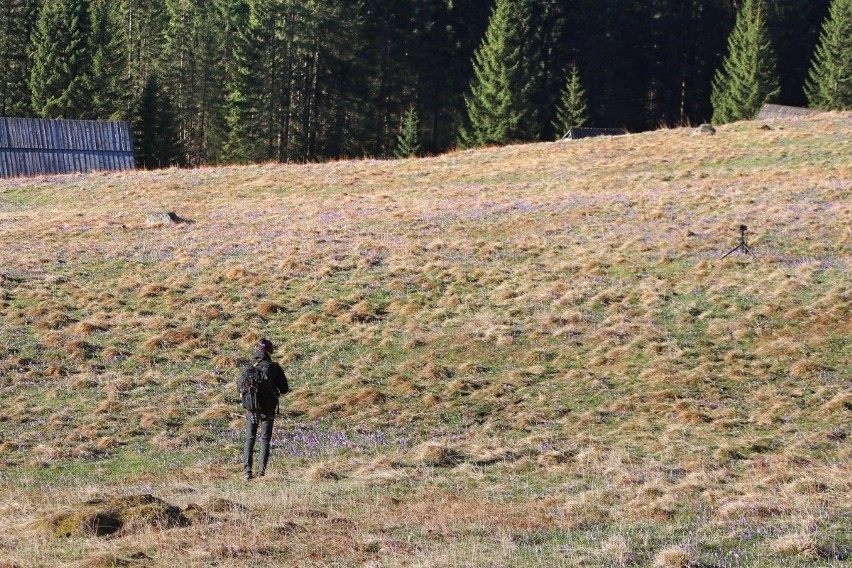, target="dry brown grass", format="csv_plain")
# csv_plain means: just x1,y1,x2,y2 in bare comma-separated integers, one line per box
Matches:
0,113,849,566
